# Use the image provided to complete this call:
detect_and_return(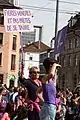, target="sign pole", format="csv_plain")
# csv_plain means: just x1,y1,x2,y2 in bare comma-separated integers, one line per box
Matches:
20,32,24,77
